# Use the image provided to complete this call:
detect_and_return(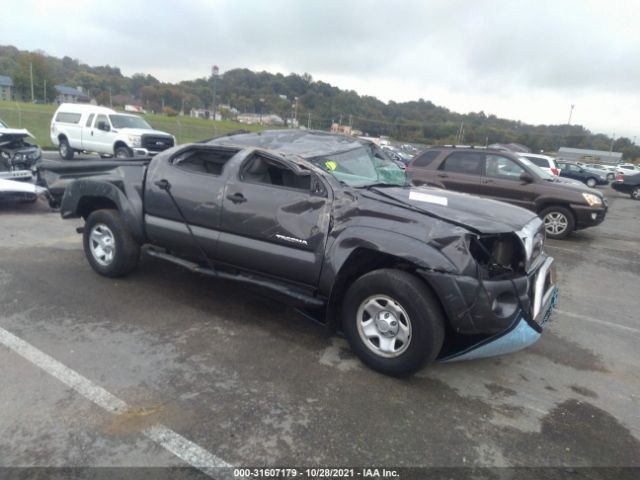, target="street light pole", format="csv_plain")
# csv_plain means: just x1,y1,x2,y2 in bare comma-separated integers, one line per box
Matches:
211,65,219,122
567,104,575,125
